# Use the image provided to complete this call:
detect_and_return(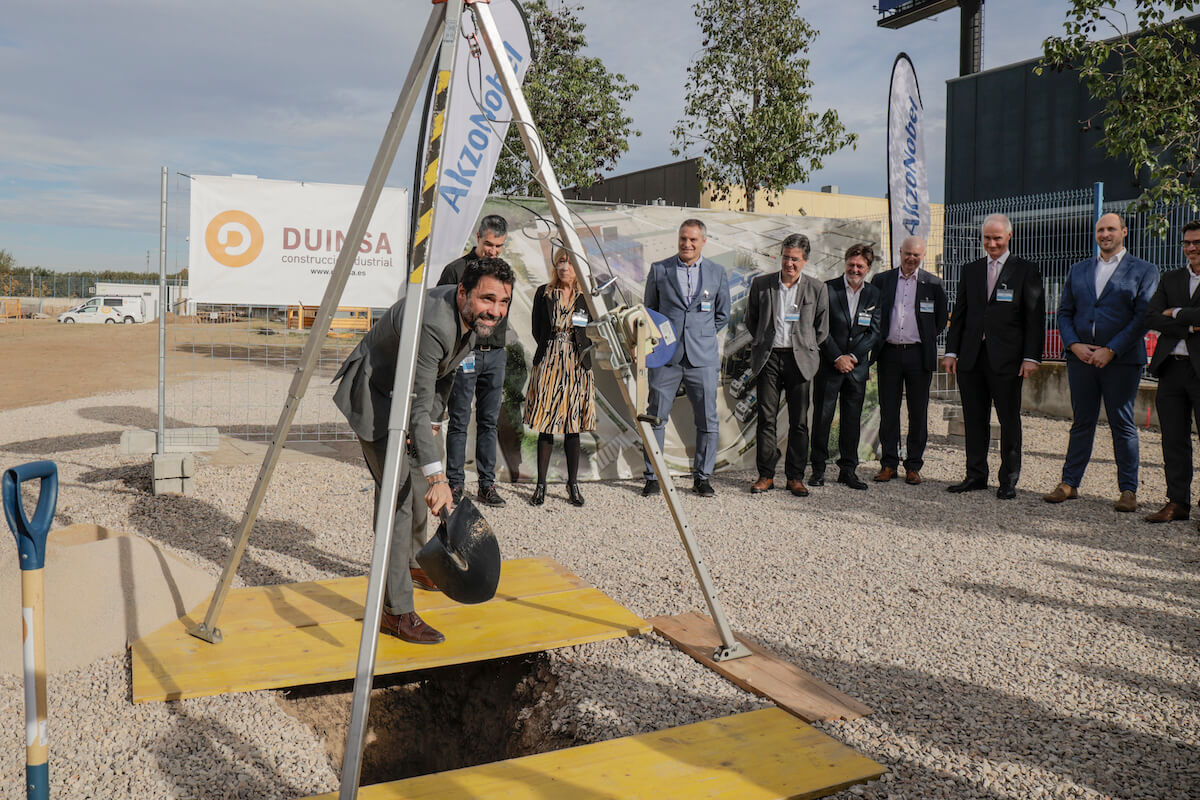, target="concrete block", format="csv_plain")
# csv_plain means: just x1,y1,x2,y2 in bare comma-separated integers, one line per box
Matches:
122,428,220,455
152,453,195,496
